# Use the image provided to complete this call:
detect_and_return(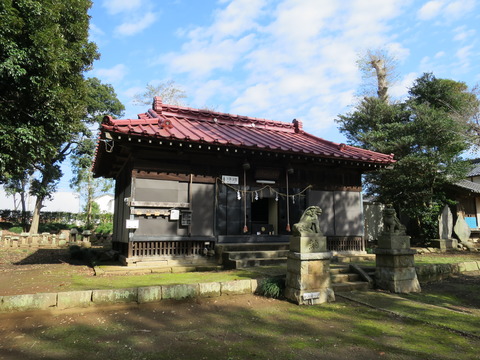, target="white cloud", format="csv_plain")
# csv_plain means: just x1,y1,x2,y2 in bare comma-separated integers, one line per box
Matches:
417,1,444,20
455,45,474,71
453,26,476,42
114,12,157,37
156,0,413,131
444,0,476,21
94,64,128,84
162,34,256,77
102,0,143,15
389,72,417,99
417,0,476,22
